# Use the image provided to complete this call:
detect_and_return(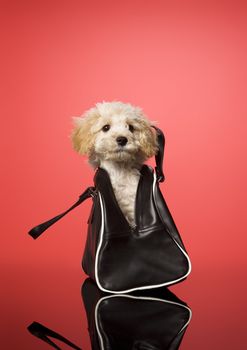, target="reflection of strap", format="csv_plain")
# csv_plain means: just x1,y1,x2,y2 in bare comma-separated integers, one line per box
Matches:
27,322,82,350
28,187,96,240
152,126,165,182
